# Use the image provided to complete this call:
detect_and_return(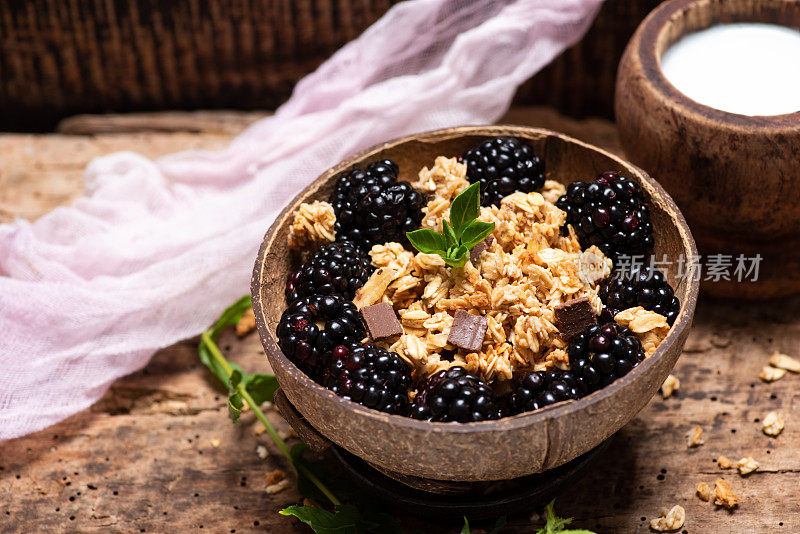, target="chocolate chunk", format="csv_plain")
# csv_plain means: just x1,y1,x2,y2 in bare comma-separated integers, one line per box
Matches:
447,309,488,352
469,235,494,264
360,302,403,341
554,297,597,340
